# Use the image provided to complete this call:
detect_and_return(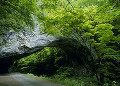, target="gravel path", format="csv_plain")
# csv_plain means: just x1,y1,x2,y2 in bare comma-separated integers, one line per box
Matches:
0,73,64,86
